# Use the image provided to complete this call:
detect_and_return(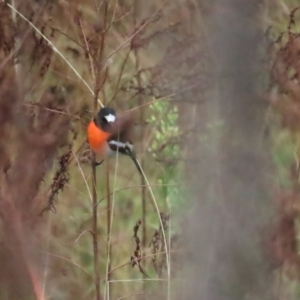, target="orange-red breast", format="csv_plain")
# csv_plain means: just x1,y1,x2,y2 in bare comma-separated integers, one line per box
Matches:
87,107,142,174
87,107,115,157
